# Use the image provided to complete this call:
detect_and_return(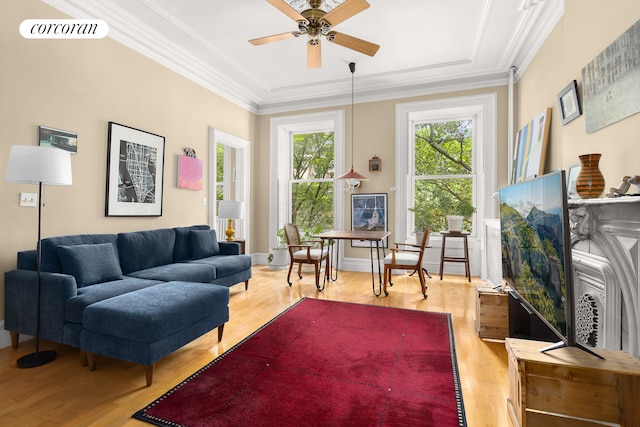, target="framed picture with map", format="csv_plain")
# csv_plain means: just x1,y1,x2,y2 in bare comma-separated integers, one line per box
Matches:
105,122,165,216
